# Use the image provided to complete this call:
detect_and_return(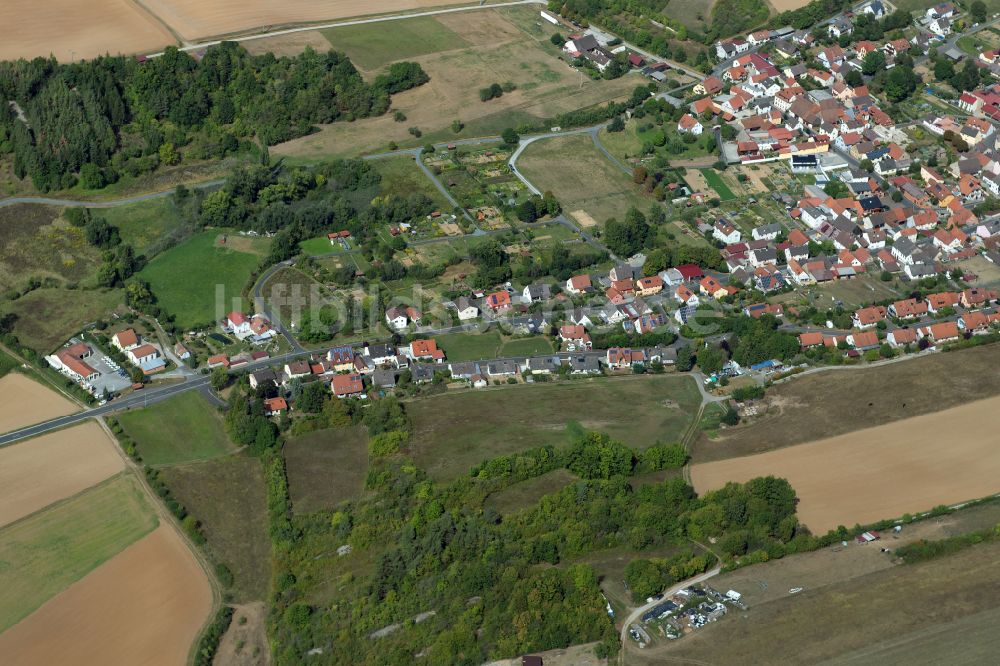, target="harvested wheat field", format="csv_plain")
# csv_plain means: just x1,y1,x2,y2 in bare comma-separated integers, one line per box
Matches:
141,0,474,41
0,0,173,61
0,524,212,666
692,396,1000,534
768,0,813,9
0,374,78,434
0,422,123,528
